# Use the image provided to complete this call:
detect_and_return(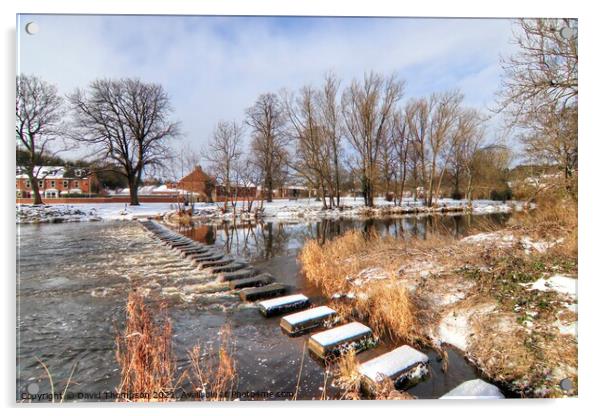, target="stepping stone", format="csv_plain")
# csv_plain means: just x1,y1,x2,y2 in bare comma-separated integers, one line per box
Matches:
239,283,287,302
280,306,337,335
218,268,261,282
257,294,310,317
172,242,199,249
358,346,429,392
229,273,273,289
211,262,248,274
308,322,375,359
197,258,233,269
440,379,504,399
180,247,211,258
189,252,224,263
168,240,195,248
